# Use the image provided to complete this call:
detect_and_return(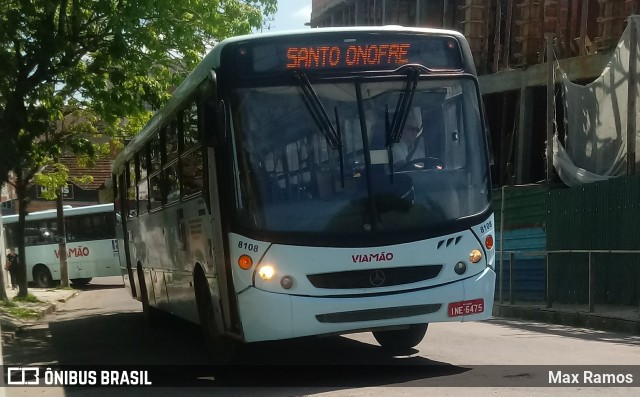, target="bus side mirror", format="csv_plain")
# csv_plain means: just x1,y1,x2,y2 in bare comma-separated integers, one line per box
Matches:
203,98,227,147
203,70,227,147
